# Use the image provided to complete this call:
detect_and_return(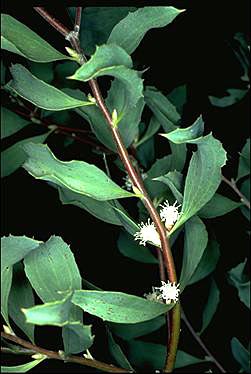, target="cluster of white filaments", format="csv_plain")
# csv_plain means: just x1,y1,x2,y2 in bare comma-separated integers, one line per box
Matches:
134,219,161,247
159,200,181,229
134,200,181,247
144,281,180,304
